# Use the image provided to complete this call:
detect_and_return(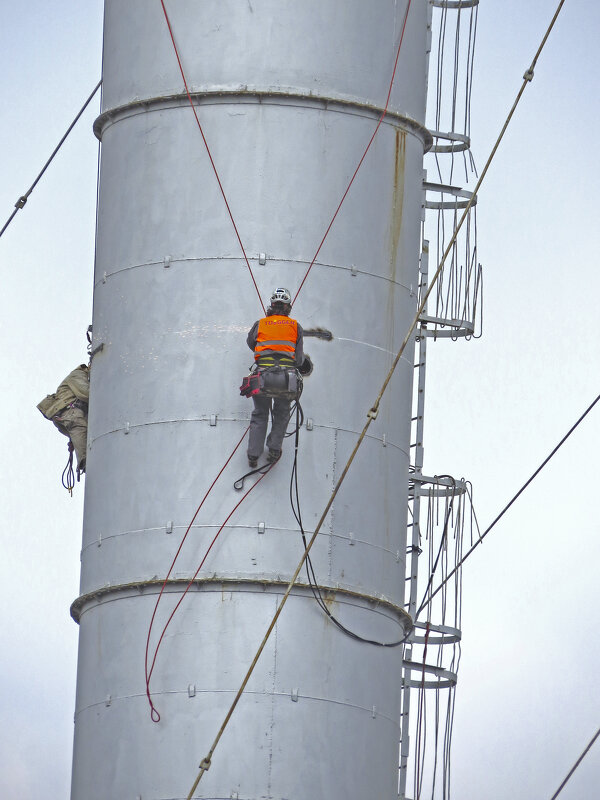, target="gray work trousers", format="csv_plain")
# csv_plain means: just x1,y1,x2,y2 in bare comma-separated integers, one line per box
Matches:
52,406,88,469
248,395,291,459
